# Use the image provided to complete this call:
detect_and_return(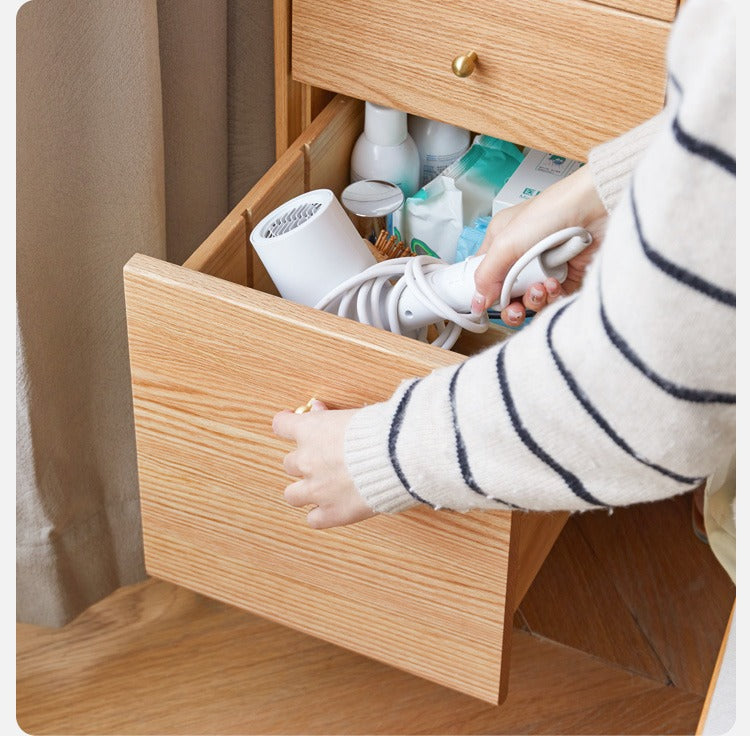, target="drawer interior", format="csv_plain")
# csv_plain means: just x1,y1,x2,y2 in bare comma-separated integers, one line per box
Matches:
124,94,568,705
184,94,513,356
